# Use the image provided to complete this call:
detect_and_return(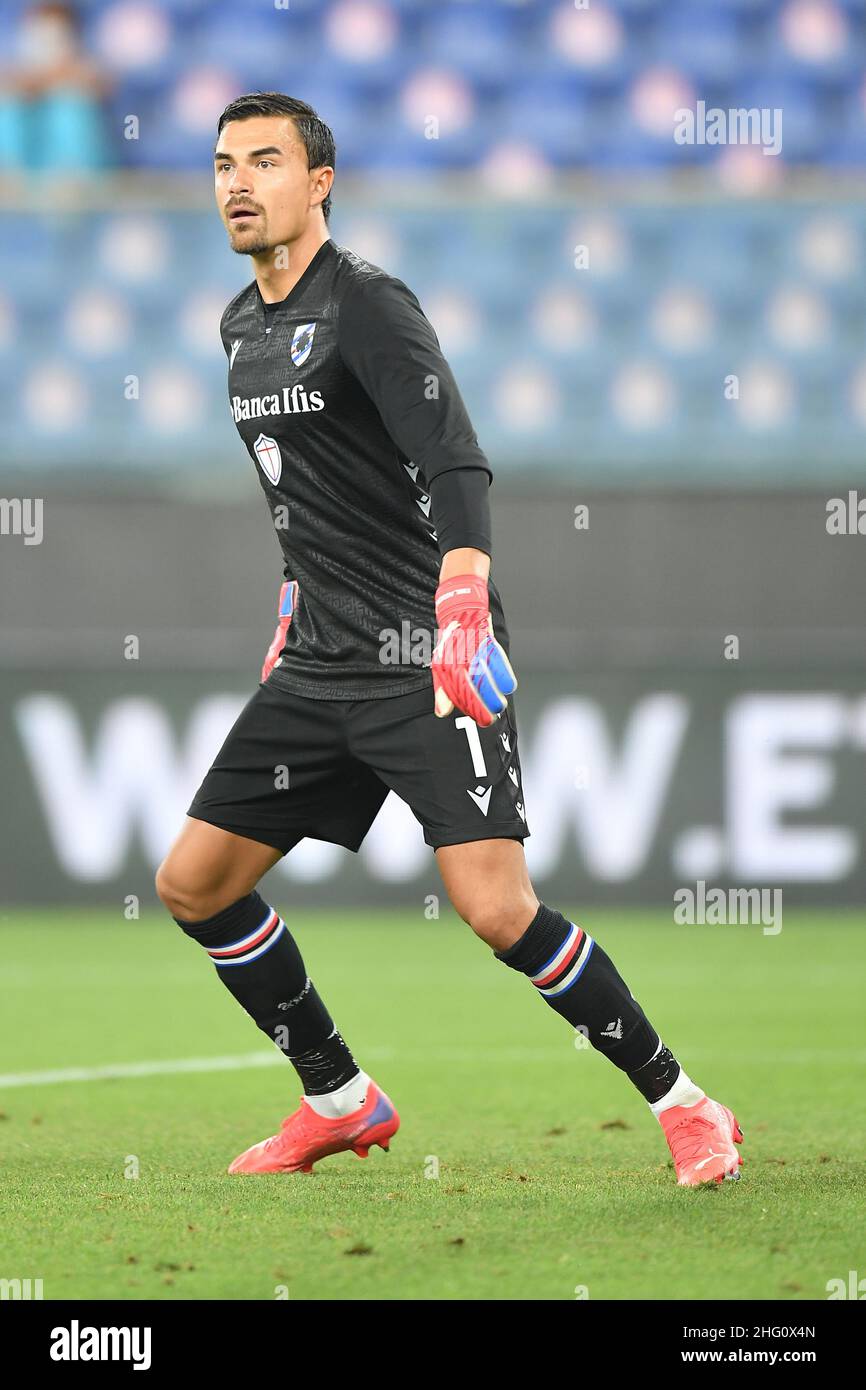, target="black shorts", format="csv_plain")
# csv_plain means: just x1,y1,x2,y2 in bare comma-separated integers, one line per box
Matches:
186,678,530,855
